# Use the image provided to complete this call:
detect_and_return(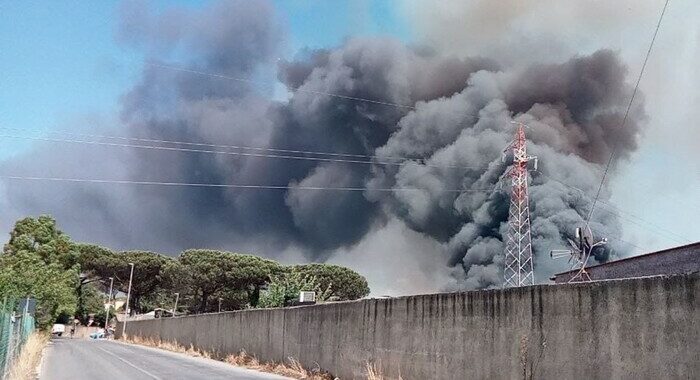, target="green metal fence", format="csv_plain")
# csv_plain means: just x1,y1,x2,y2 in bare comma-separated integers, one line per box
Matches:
0,298,36,378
